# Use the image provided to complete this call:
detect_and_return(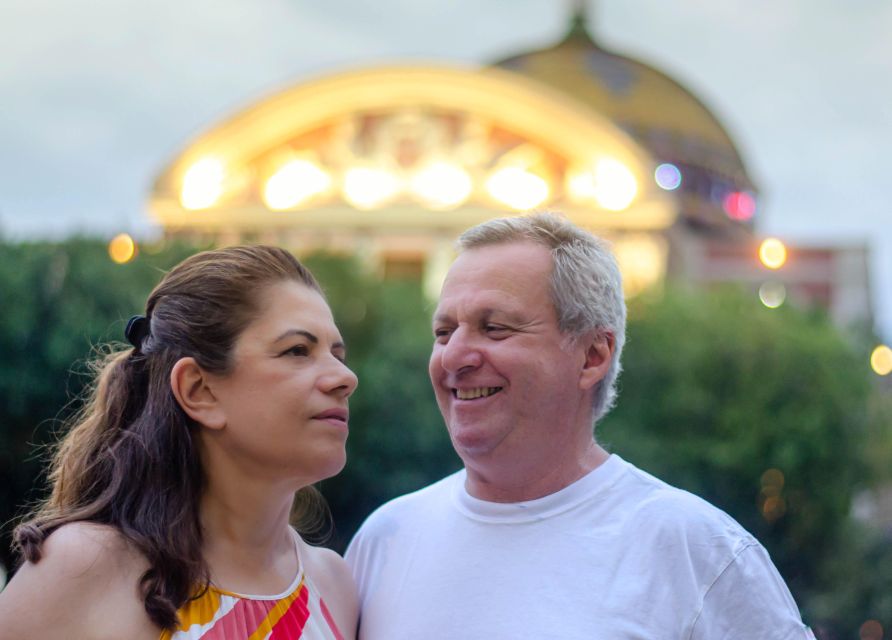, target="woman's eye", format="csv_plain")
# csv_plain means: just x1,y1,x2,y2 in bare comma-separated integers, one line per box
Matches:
283,345,309,357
